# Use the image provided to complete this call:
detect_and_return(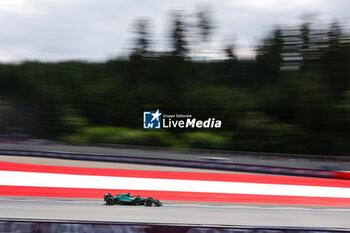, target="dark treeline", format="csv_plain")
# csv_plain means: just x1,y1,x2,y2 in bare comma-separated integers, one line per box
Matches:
0,12,349,155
